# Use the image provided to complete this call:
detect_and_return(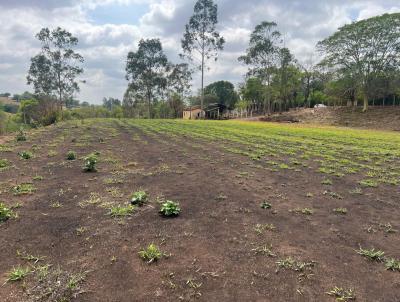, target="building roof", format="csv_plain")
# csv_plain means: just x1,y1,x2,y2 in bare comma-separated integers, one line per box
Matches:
183,105,202,111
